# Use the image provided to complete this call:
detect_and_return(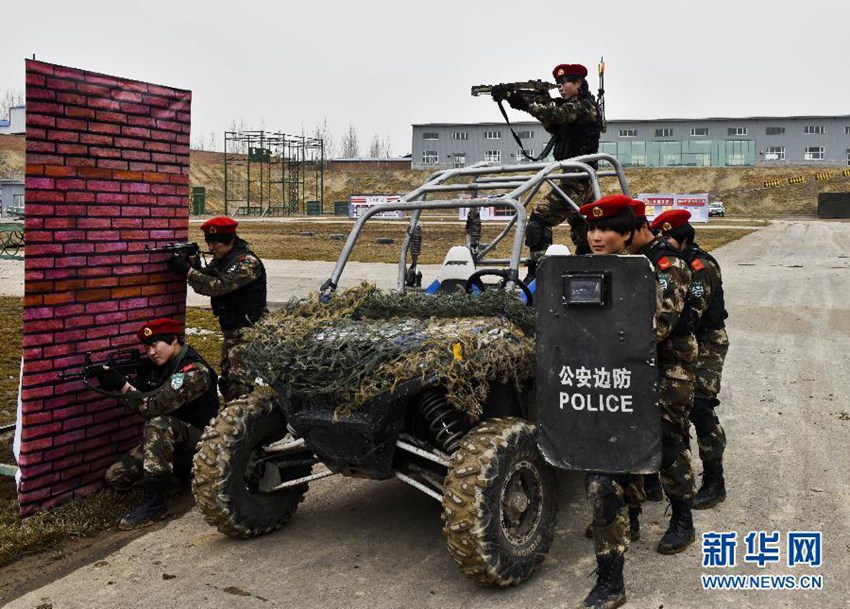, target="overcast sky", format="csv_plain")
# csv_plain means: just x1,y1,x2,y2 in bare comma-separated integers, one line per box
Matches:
2,0,848,157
